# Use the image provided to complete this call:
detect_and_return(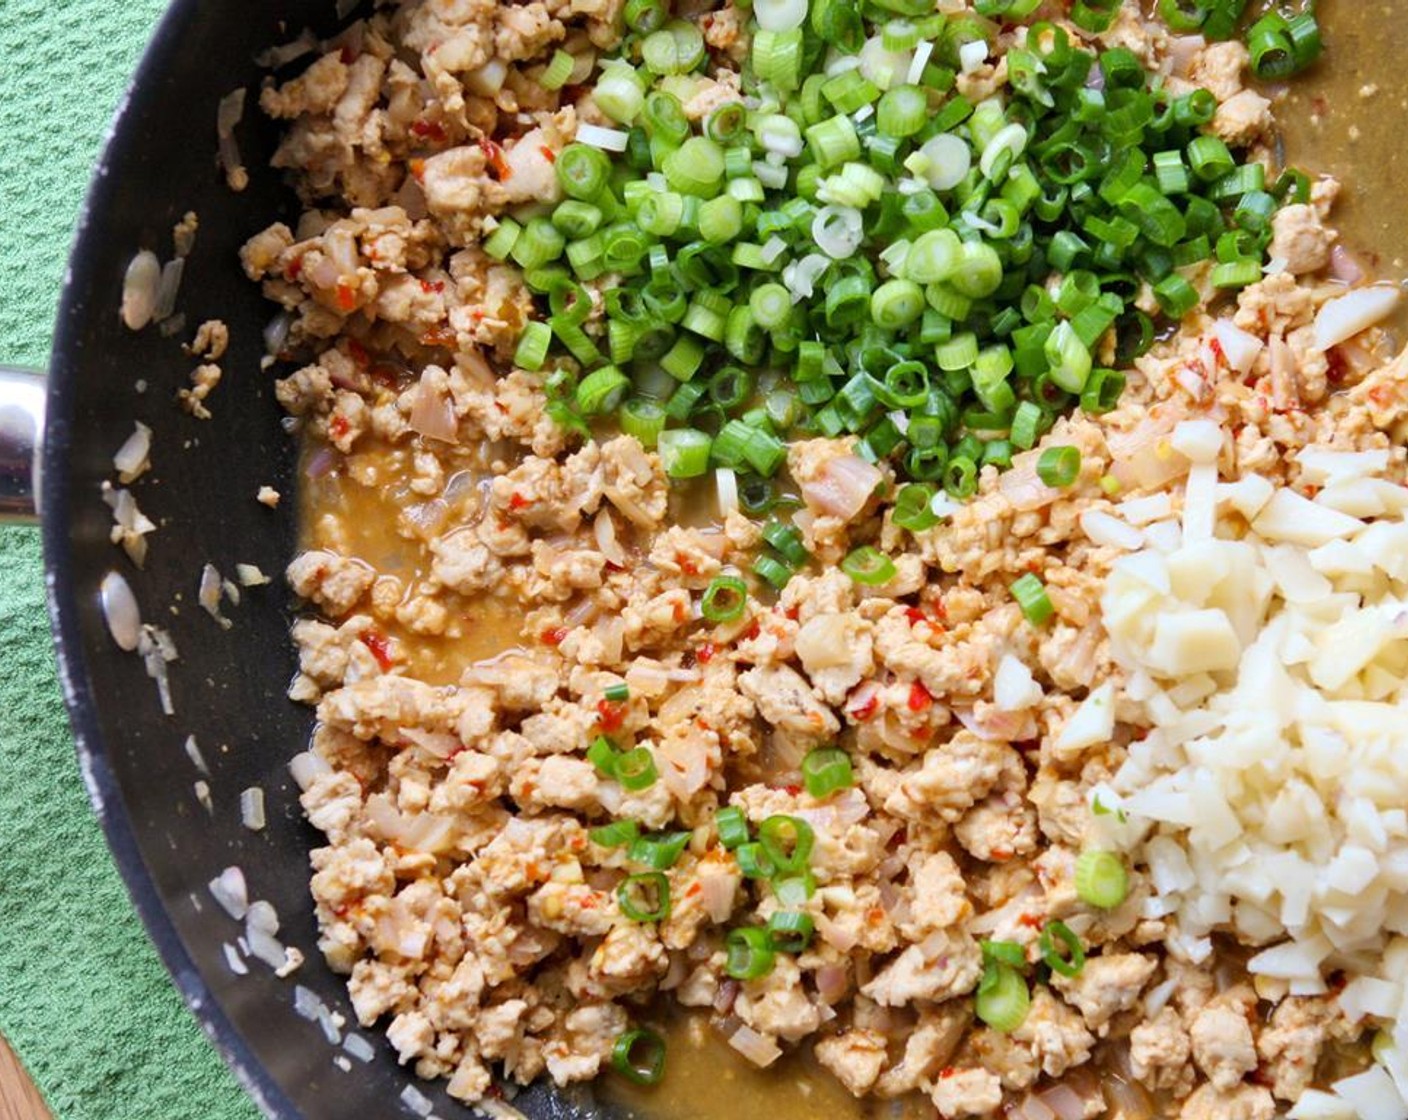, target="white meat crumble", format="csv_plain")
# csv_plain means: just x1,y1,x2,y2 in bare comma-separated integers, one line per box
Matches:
235,0,1408,1117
